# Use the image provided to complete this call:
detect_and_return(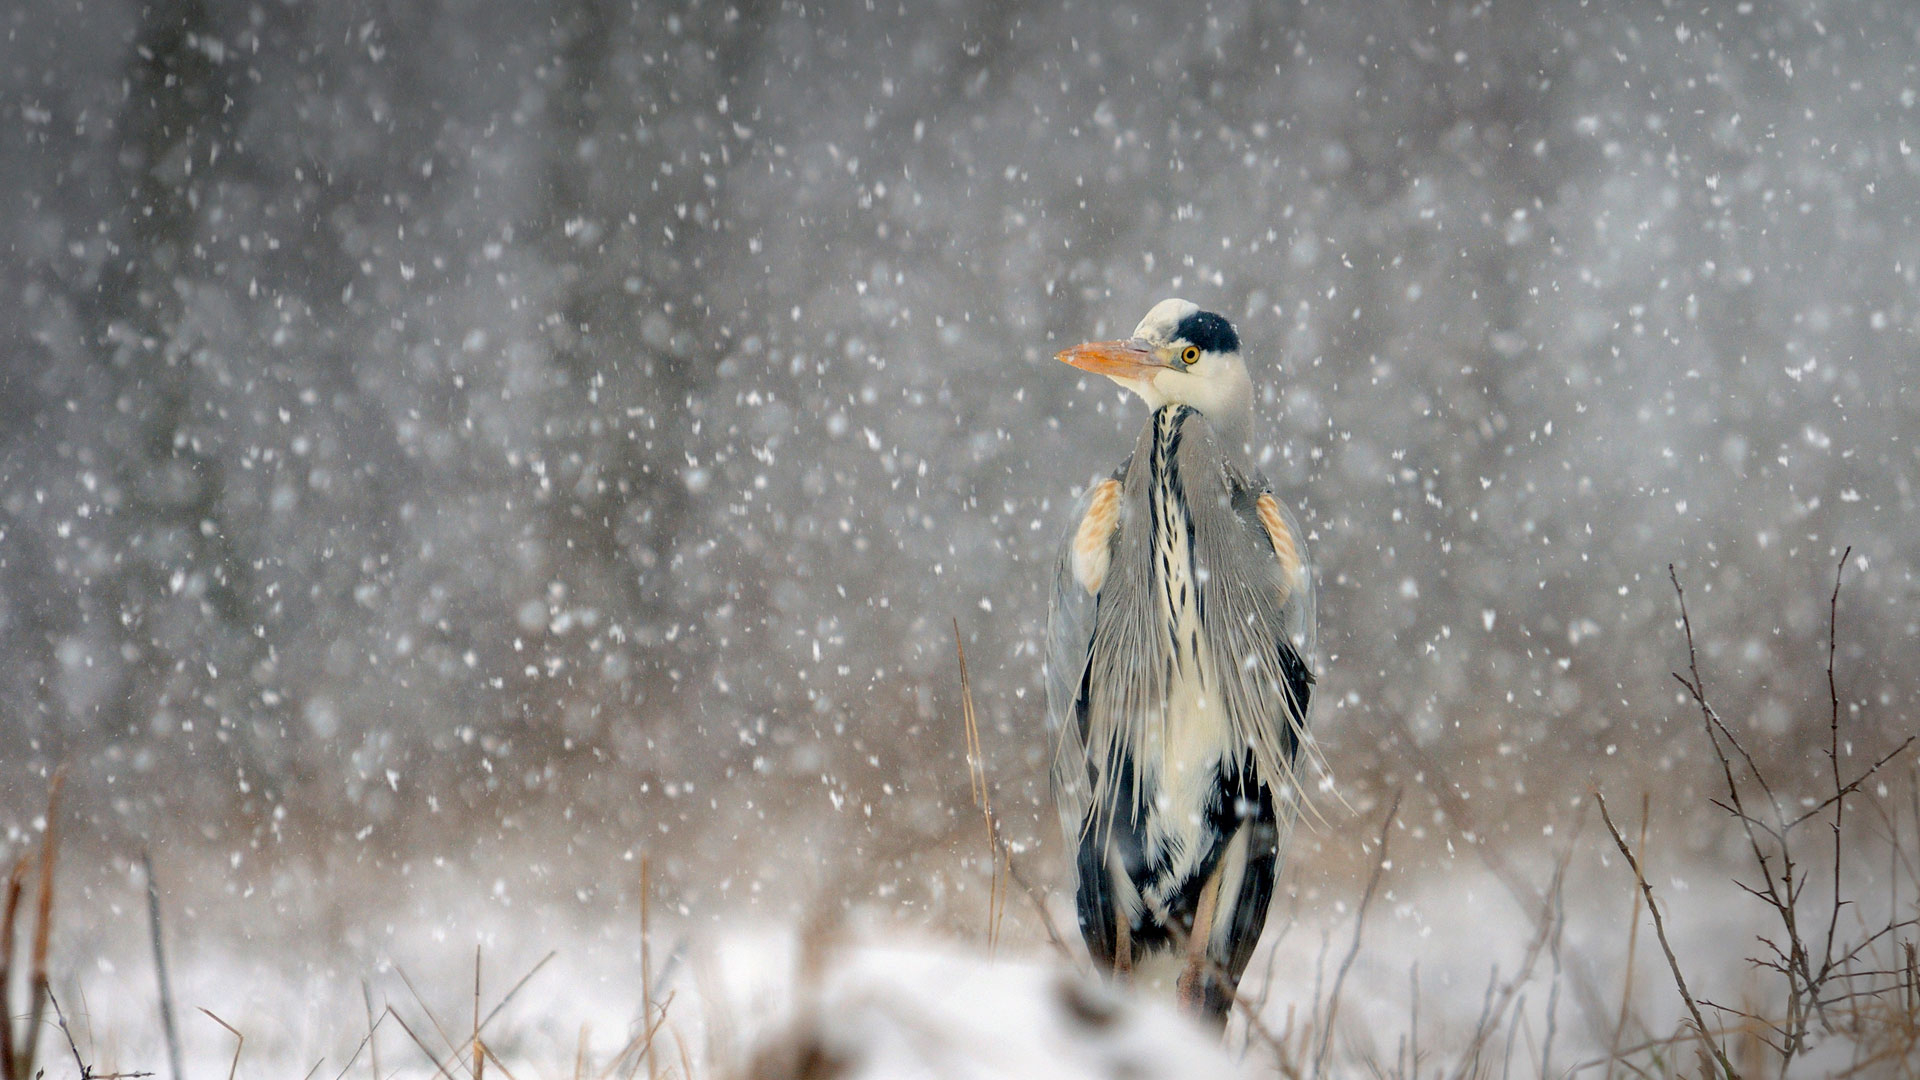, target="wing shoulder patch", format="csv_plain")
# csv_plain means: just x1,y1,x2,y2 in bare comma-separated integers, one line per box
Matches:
1070,478,1123,595
1254,491,1303,604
